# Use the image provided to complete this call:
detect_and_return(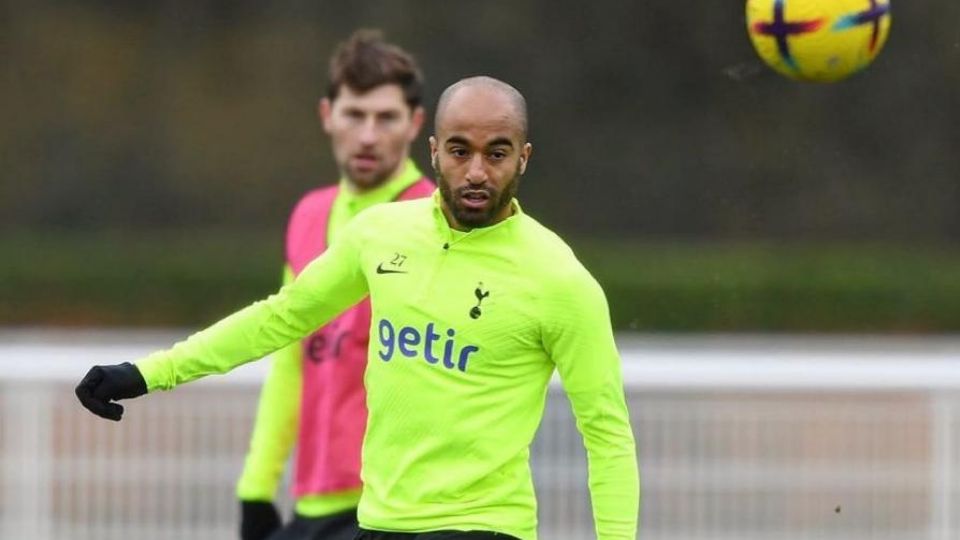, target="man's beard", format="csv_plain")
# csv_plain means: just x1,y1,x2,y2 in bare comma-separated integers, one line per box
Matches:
344,161,395,190
437,164,520,229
